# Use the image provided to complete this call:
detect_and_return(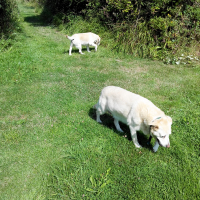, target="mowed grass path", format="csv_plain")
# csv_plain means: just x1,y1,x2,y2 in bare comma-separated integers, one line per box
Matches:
0,4,200,200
